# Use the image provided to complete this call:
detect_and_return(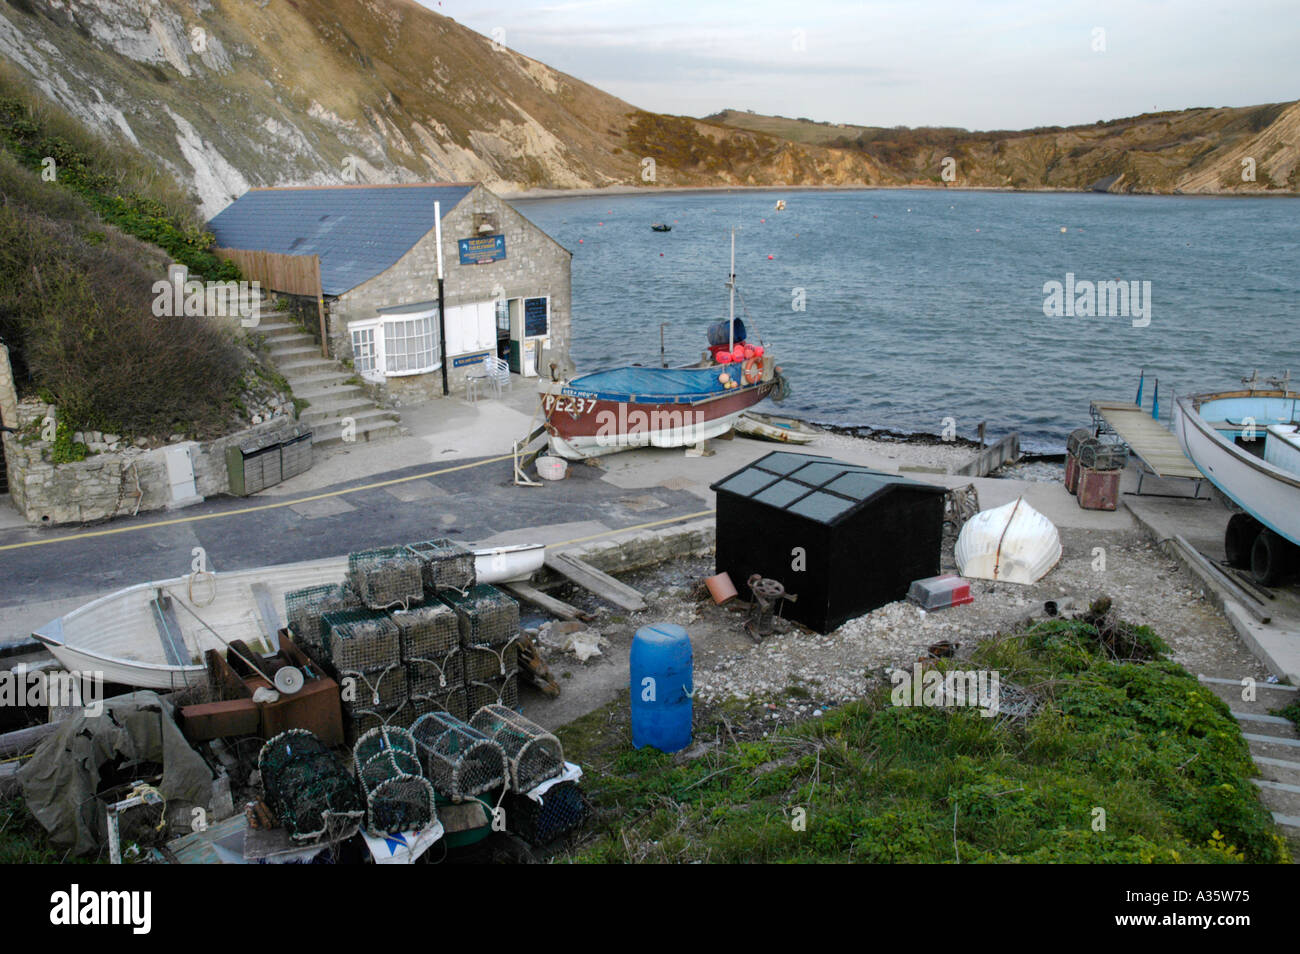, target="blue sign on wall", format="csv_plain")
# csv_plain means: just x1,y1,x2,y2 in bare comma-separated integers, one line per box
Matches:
453,351,490,368
458,234,506,265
